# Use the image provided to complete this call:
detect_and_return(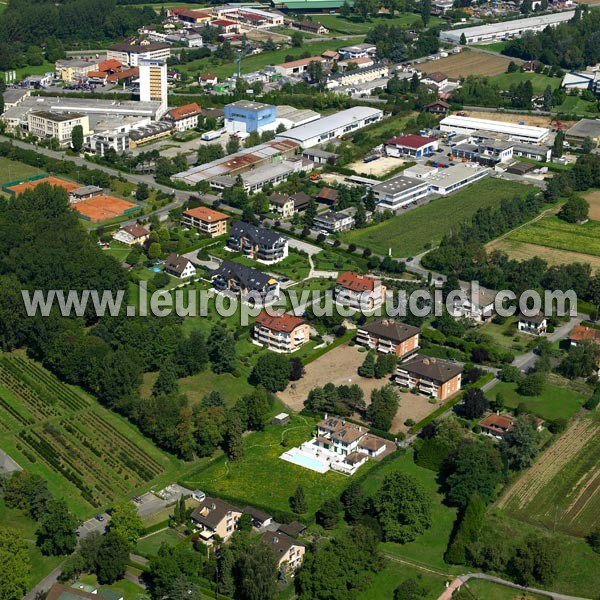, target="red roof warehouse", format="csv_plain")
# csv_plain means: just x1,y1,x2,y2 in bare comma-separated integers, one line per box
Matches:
385,134,439,158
